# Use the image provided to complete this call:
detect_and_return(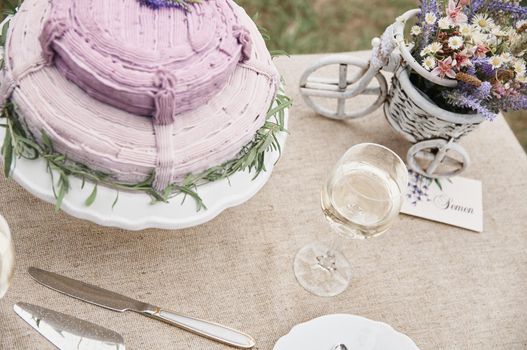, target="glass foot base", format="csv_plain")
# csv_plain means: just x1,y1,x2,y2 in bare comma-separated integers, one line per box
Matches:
293,242,352,297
